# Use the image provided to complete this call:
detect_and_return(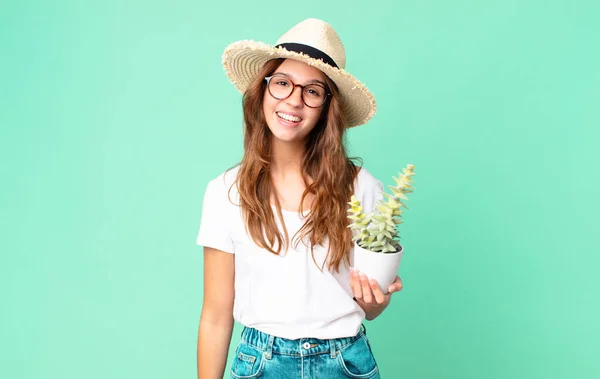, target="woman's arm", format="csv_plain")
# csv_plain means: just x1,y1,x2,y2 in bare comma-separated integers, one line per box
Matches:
197,247,235,379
